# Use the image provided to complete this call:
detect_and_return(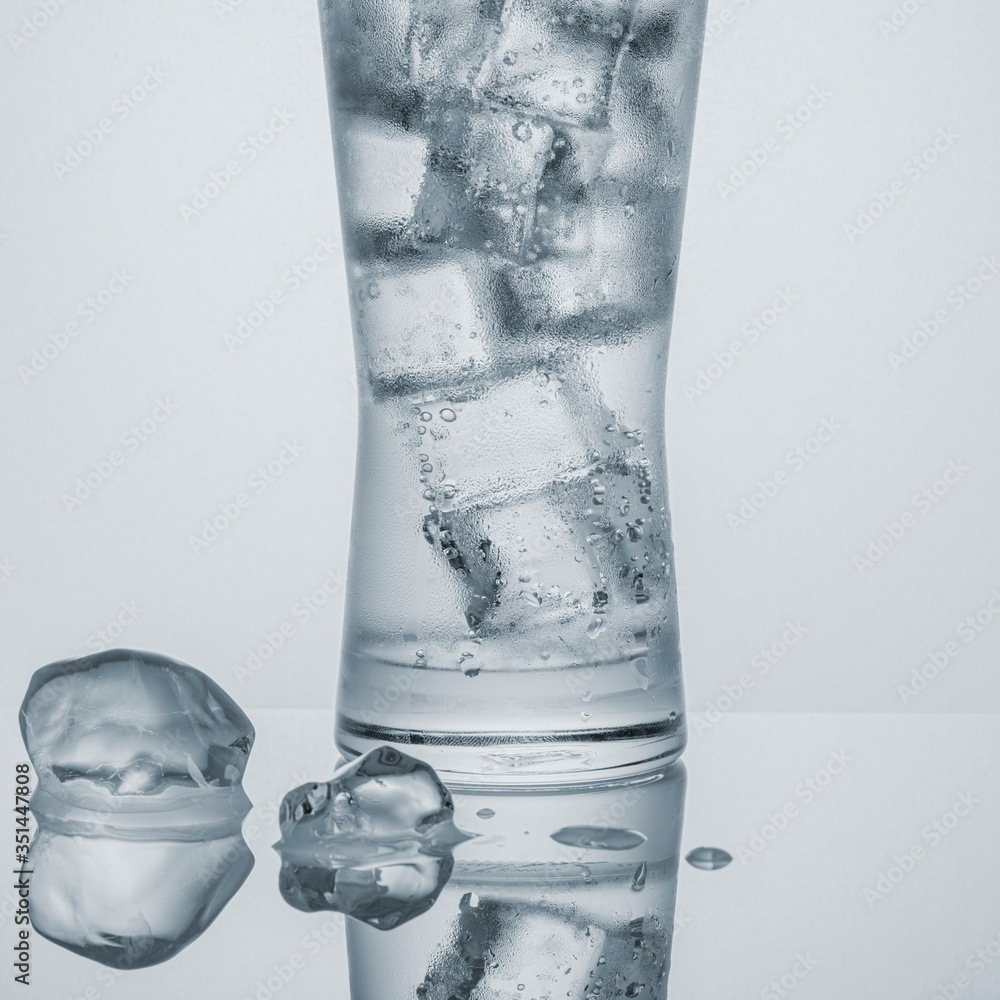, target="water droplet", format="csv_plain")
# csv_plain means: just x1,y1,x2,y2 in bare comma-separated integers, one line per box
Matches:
624,202,636,218
627,524,643,542
419,411,433,422
512,120,533,142
626,983,644,997
631,861,647,891
587,616,606,638
685,846,733,871
597,956,607,966
580,711,592,721
439,408,457,422
516,986,525,993
421,463,433,473
631,658,649,690
550,826,647,851
476,808,495,820
580,689,593,703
